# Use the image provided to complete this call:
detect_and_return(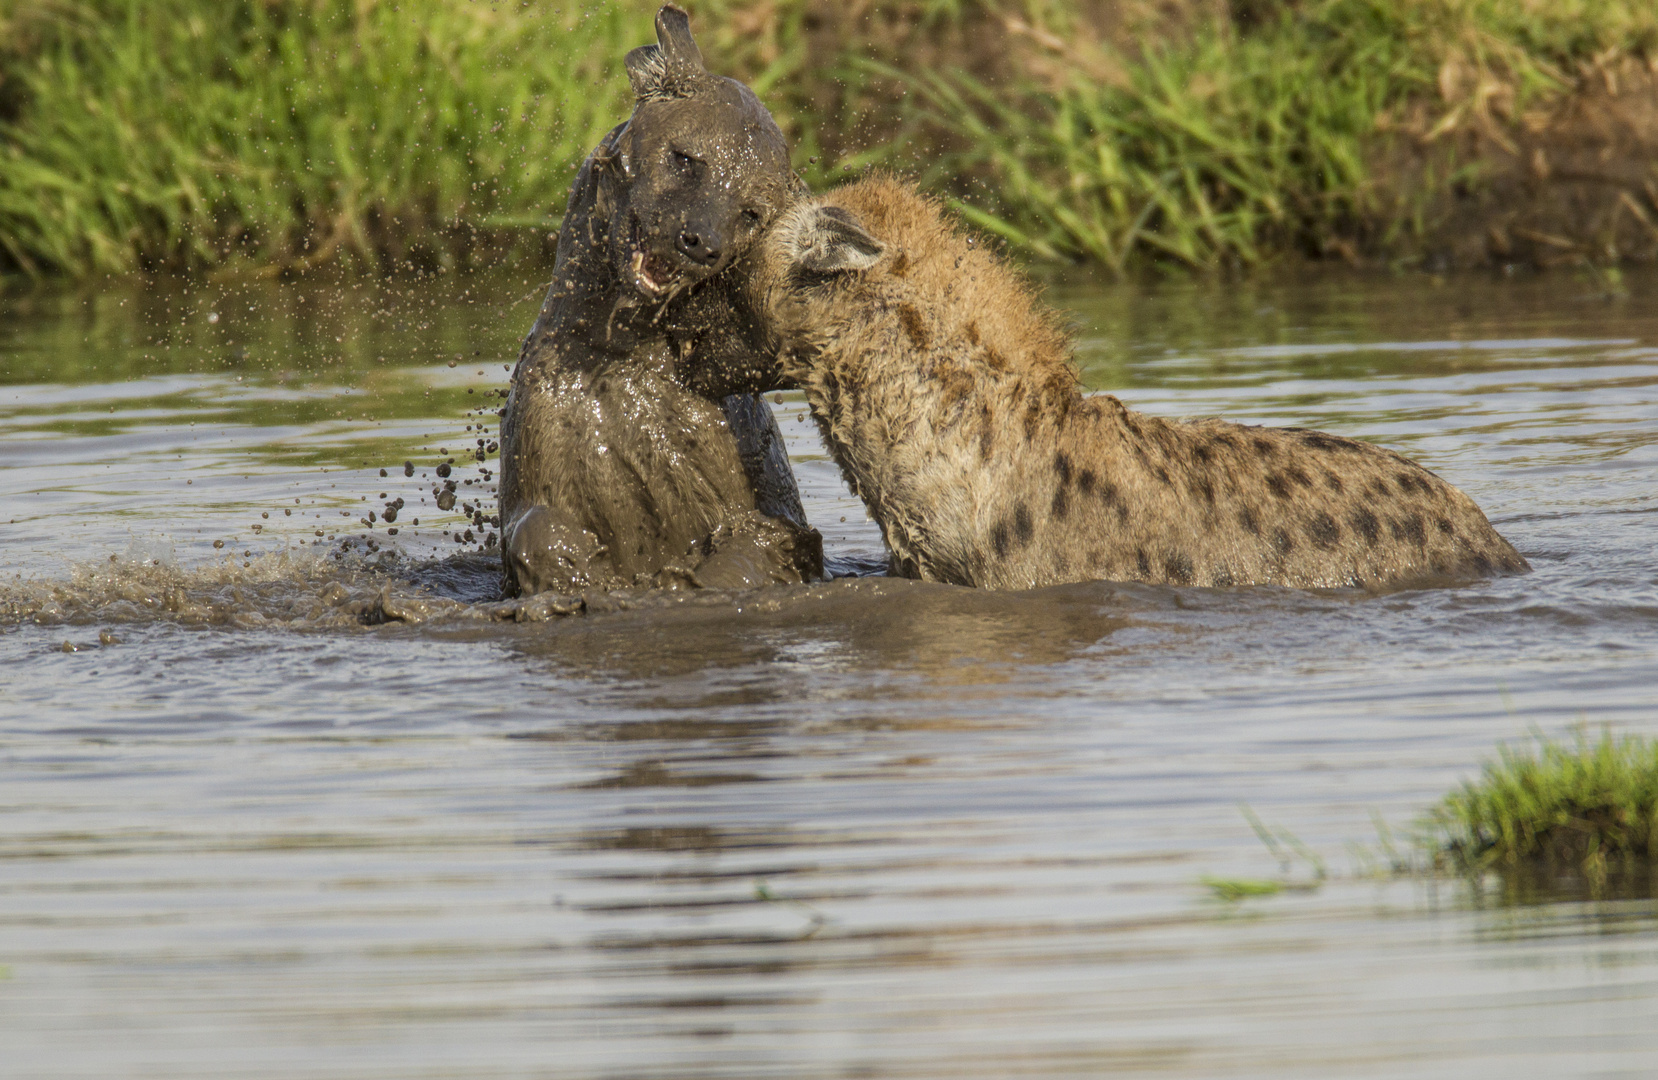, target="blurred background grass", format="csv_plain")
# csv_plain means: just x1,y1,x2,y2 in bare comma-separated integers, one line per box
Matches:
2,0,1655,278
